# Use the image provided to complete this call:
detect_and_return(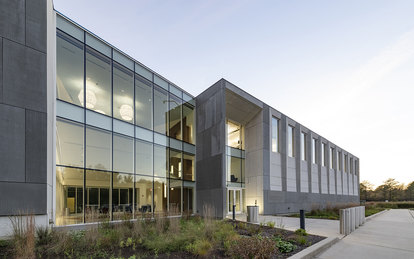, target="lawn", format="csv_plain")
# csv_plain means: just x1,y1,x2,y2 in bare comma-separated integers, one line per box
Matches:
0,214,324,259
288,201,414,220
